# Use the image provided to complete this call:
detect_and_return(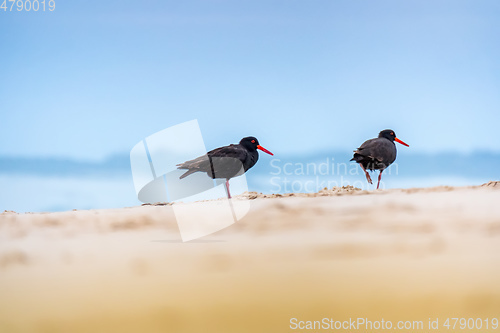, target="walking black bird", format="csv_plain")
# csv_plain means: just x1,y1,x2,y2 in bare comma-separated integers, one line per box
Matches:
177,136,273,198
350,129,409,189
